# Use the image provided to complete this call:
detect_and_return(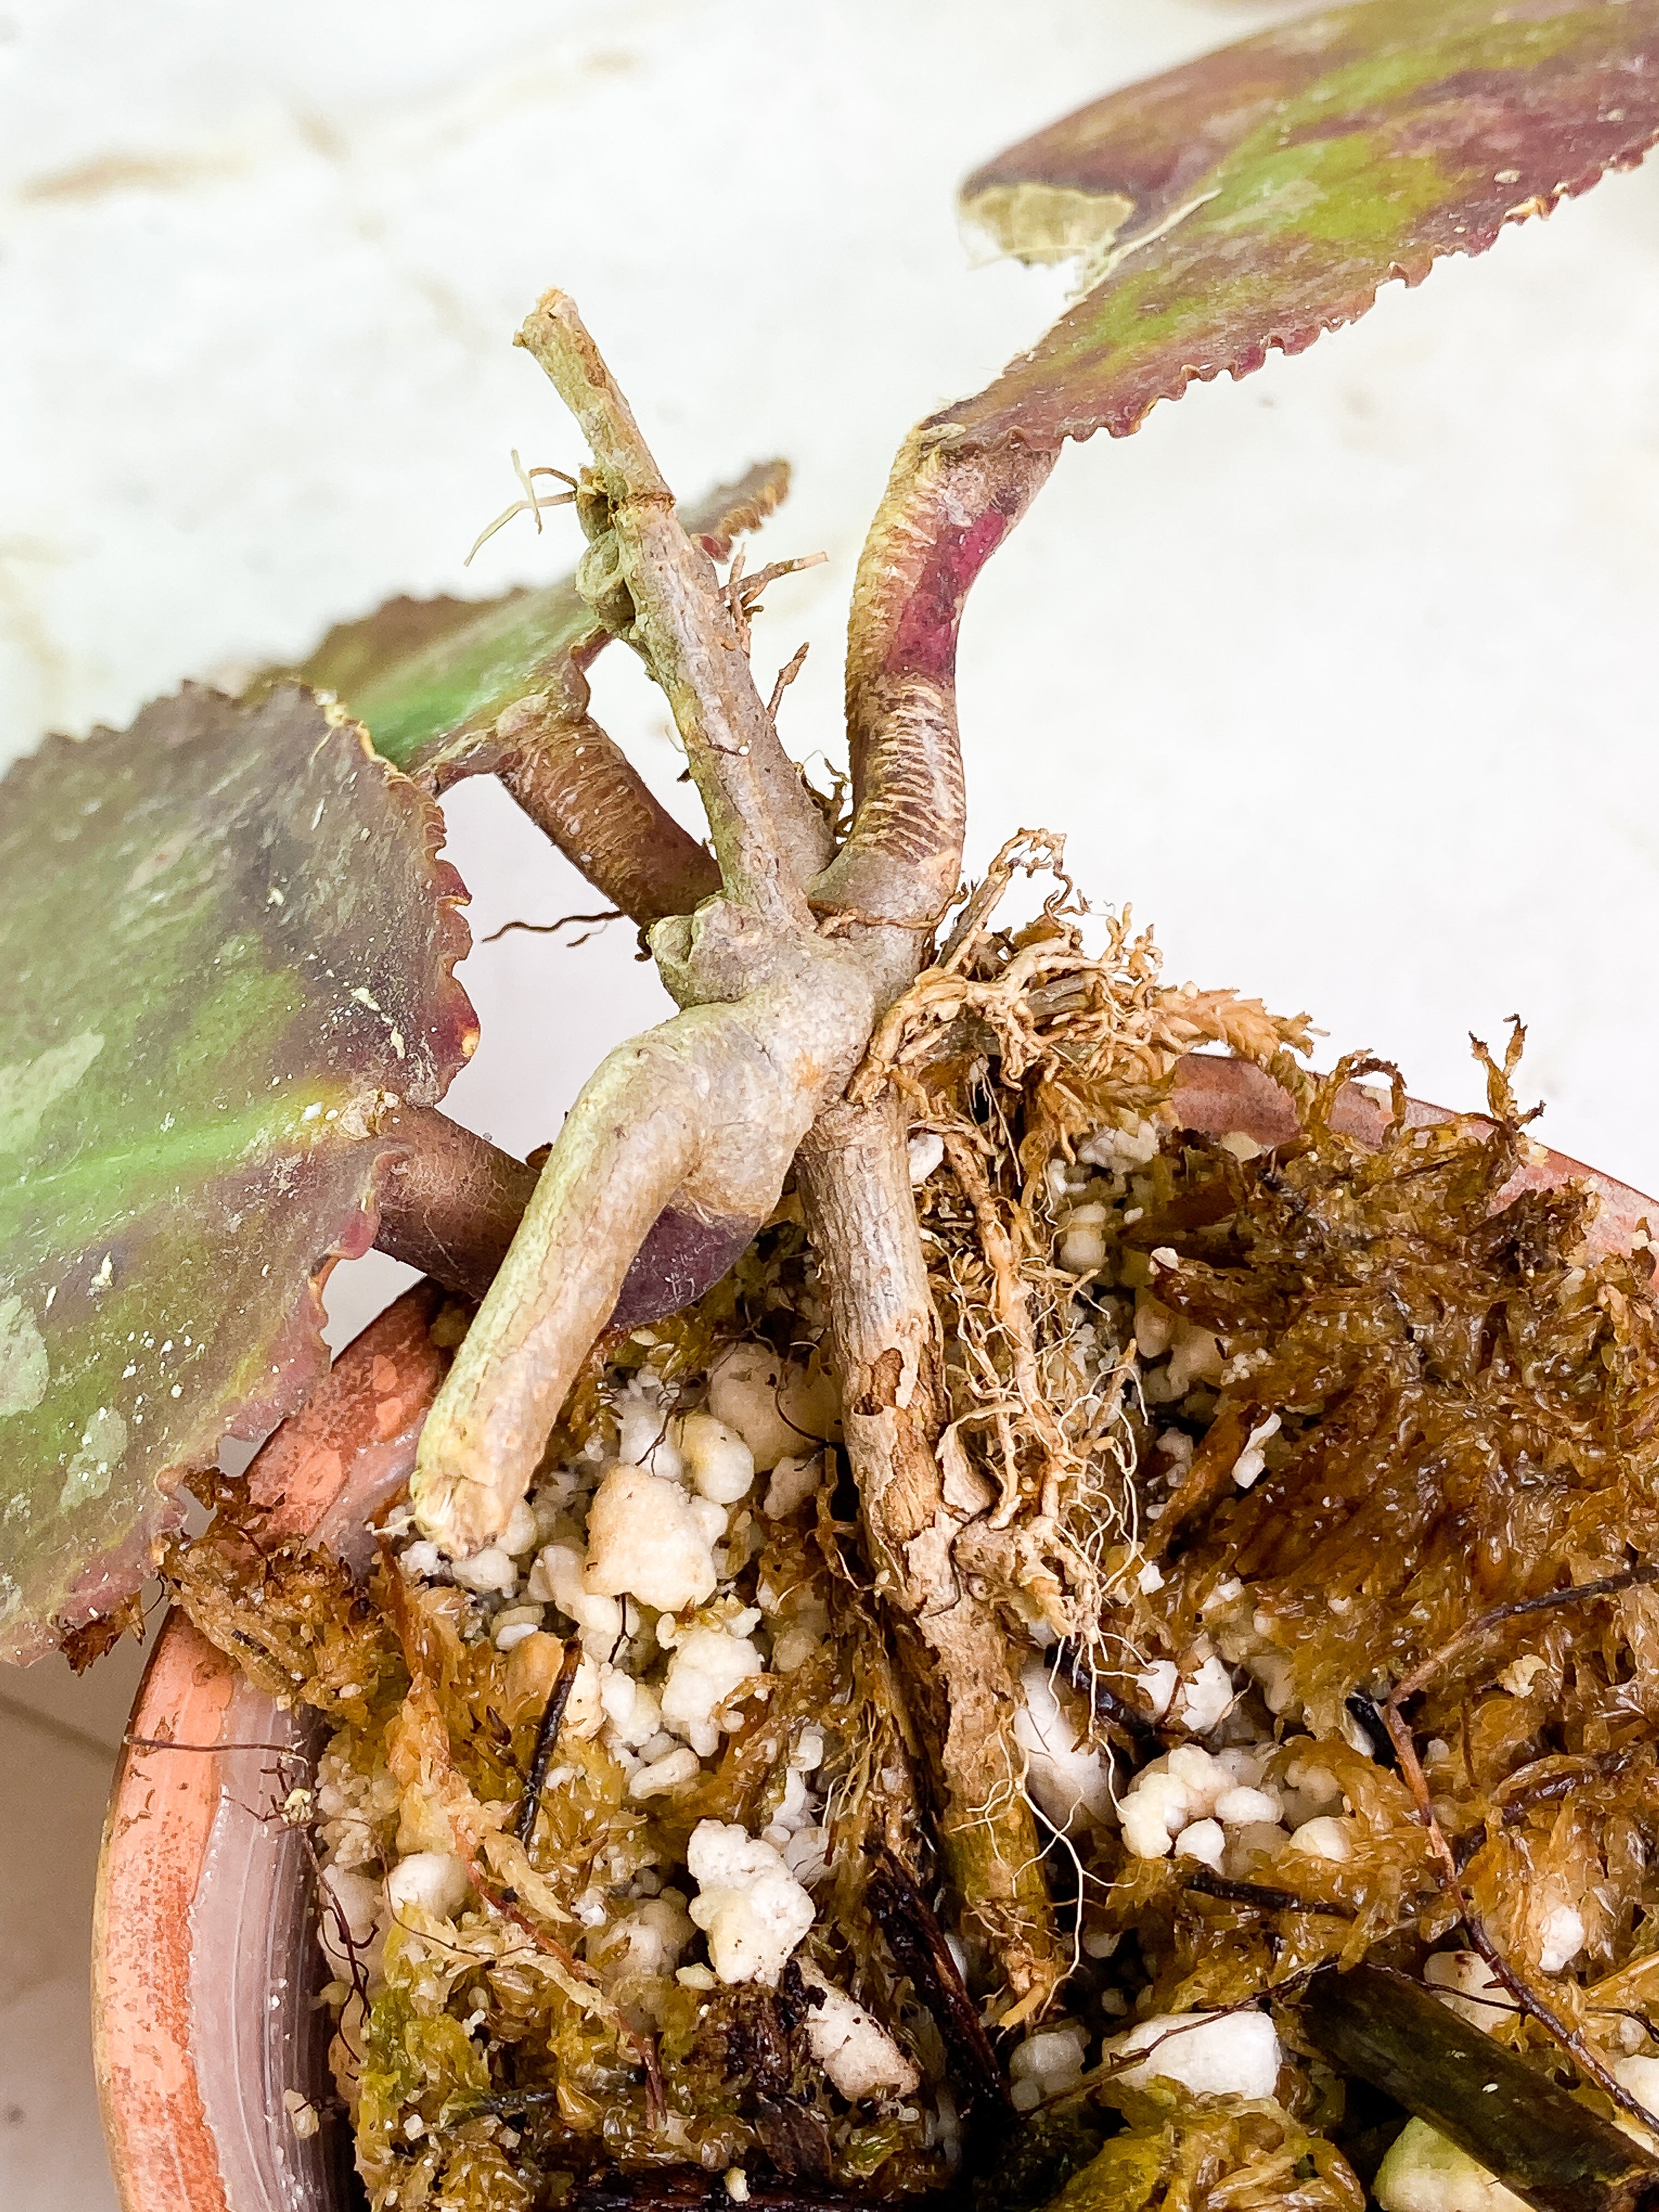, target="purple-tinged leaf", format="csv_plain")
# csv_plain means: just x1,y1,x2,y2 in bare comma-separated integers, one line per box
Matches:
0,686,474,1661
825,0,1658,927
953,0,1659,448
